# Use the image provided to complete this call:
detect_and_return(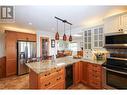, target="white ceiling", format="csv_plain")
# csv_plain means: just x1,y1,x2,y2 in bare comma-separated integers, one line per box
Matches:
0,6,127,33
